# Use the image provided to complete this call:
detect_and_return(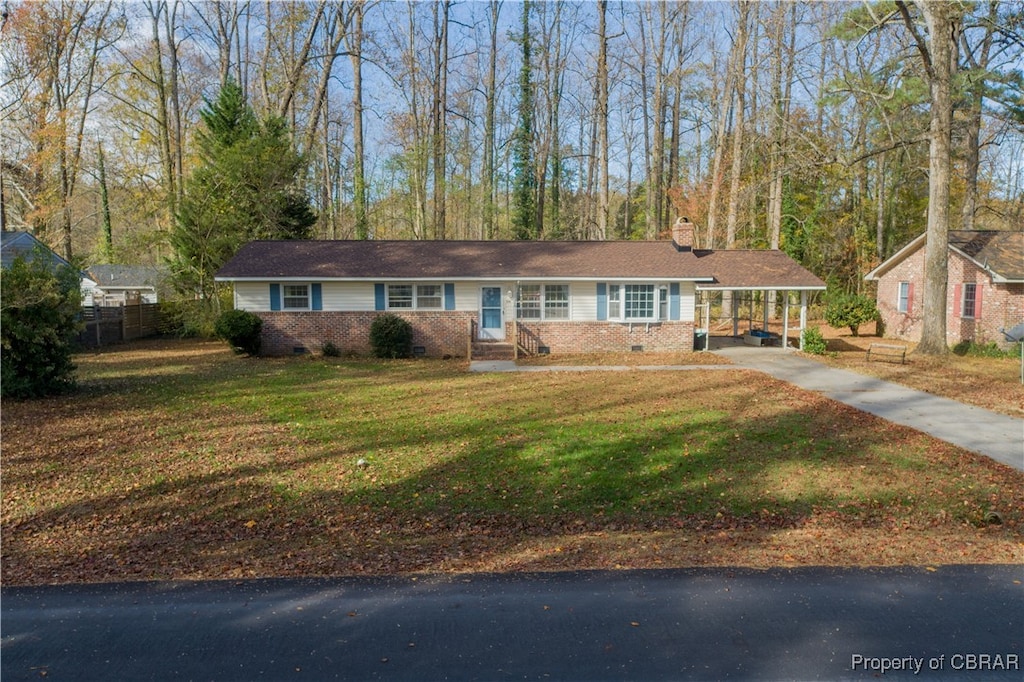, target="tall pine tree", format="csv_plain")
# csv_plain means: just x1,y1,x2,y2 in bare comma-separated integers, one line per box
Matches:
511,0,538,240
169,81,315,302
